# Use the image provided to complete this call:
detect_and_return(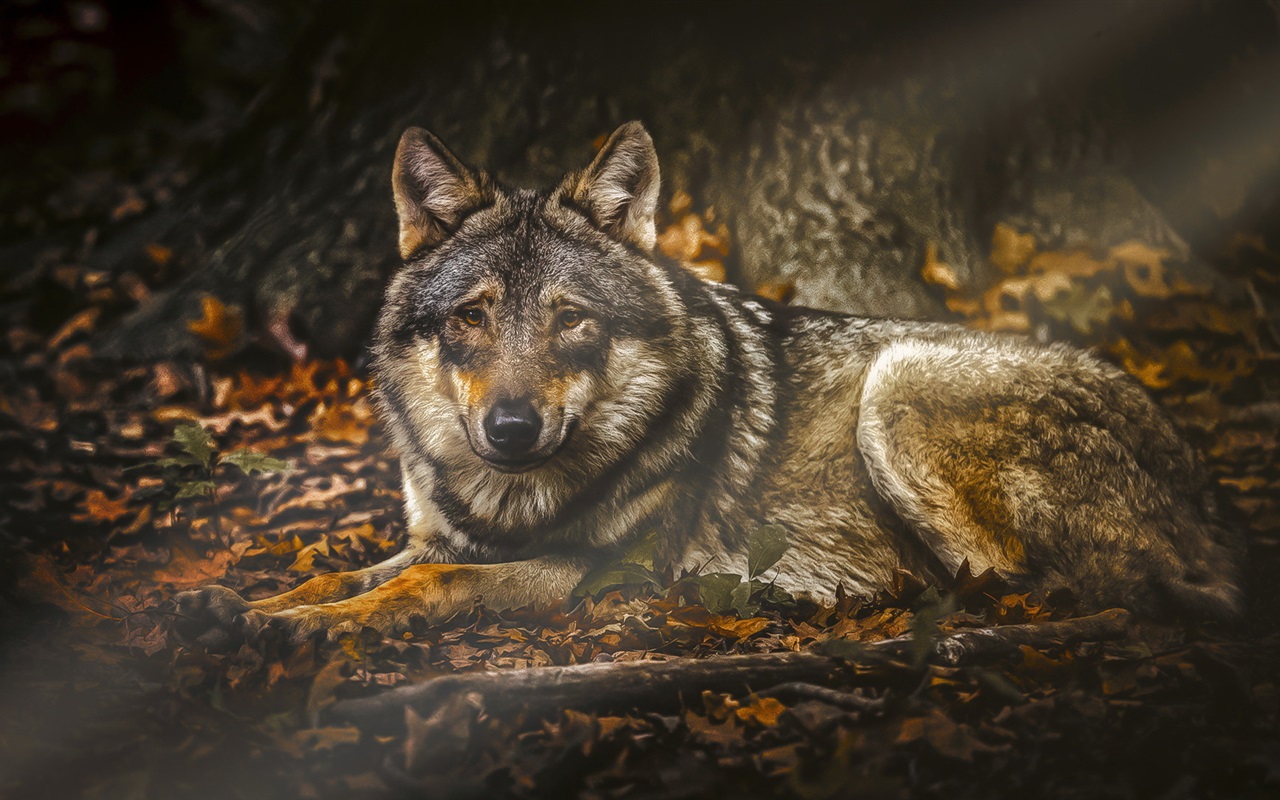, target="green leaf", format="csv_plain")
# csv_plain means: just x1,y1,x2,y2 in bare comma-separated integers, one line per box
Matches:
221,449,292,476
124,454,203,472
174,480,216,500
617,529,658,571
572,562,661,599
696,572,743,615
172,423,216,468
970,668,1025,706
908,588,956,669
729,580,759,617
747,523,789,579
756,581,797,610
155,455,205,469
